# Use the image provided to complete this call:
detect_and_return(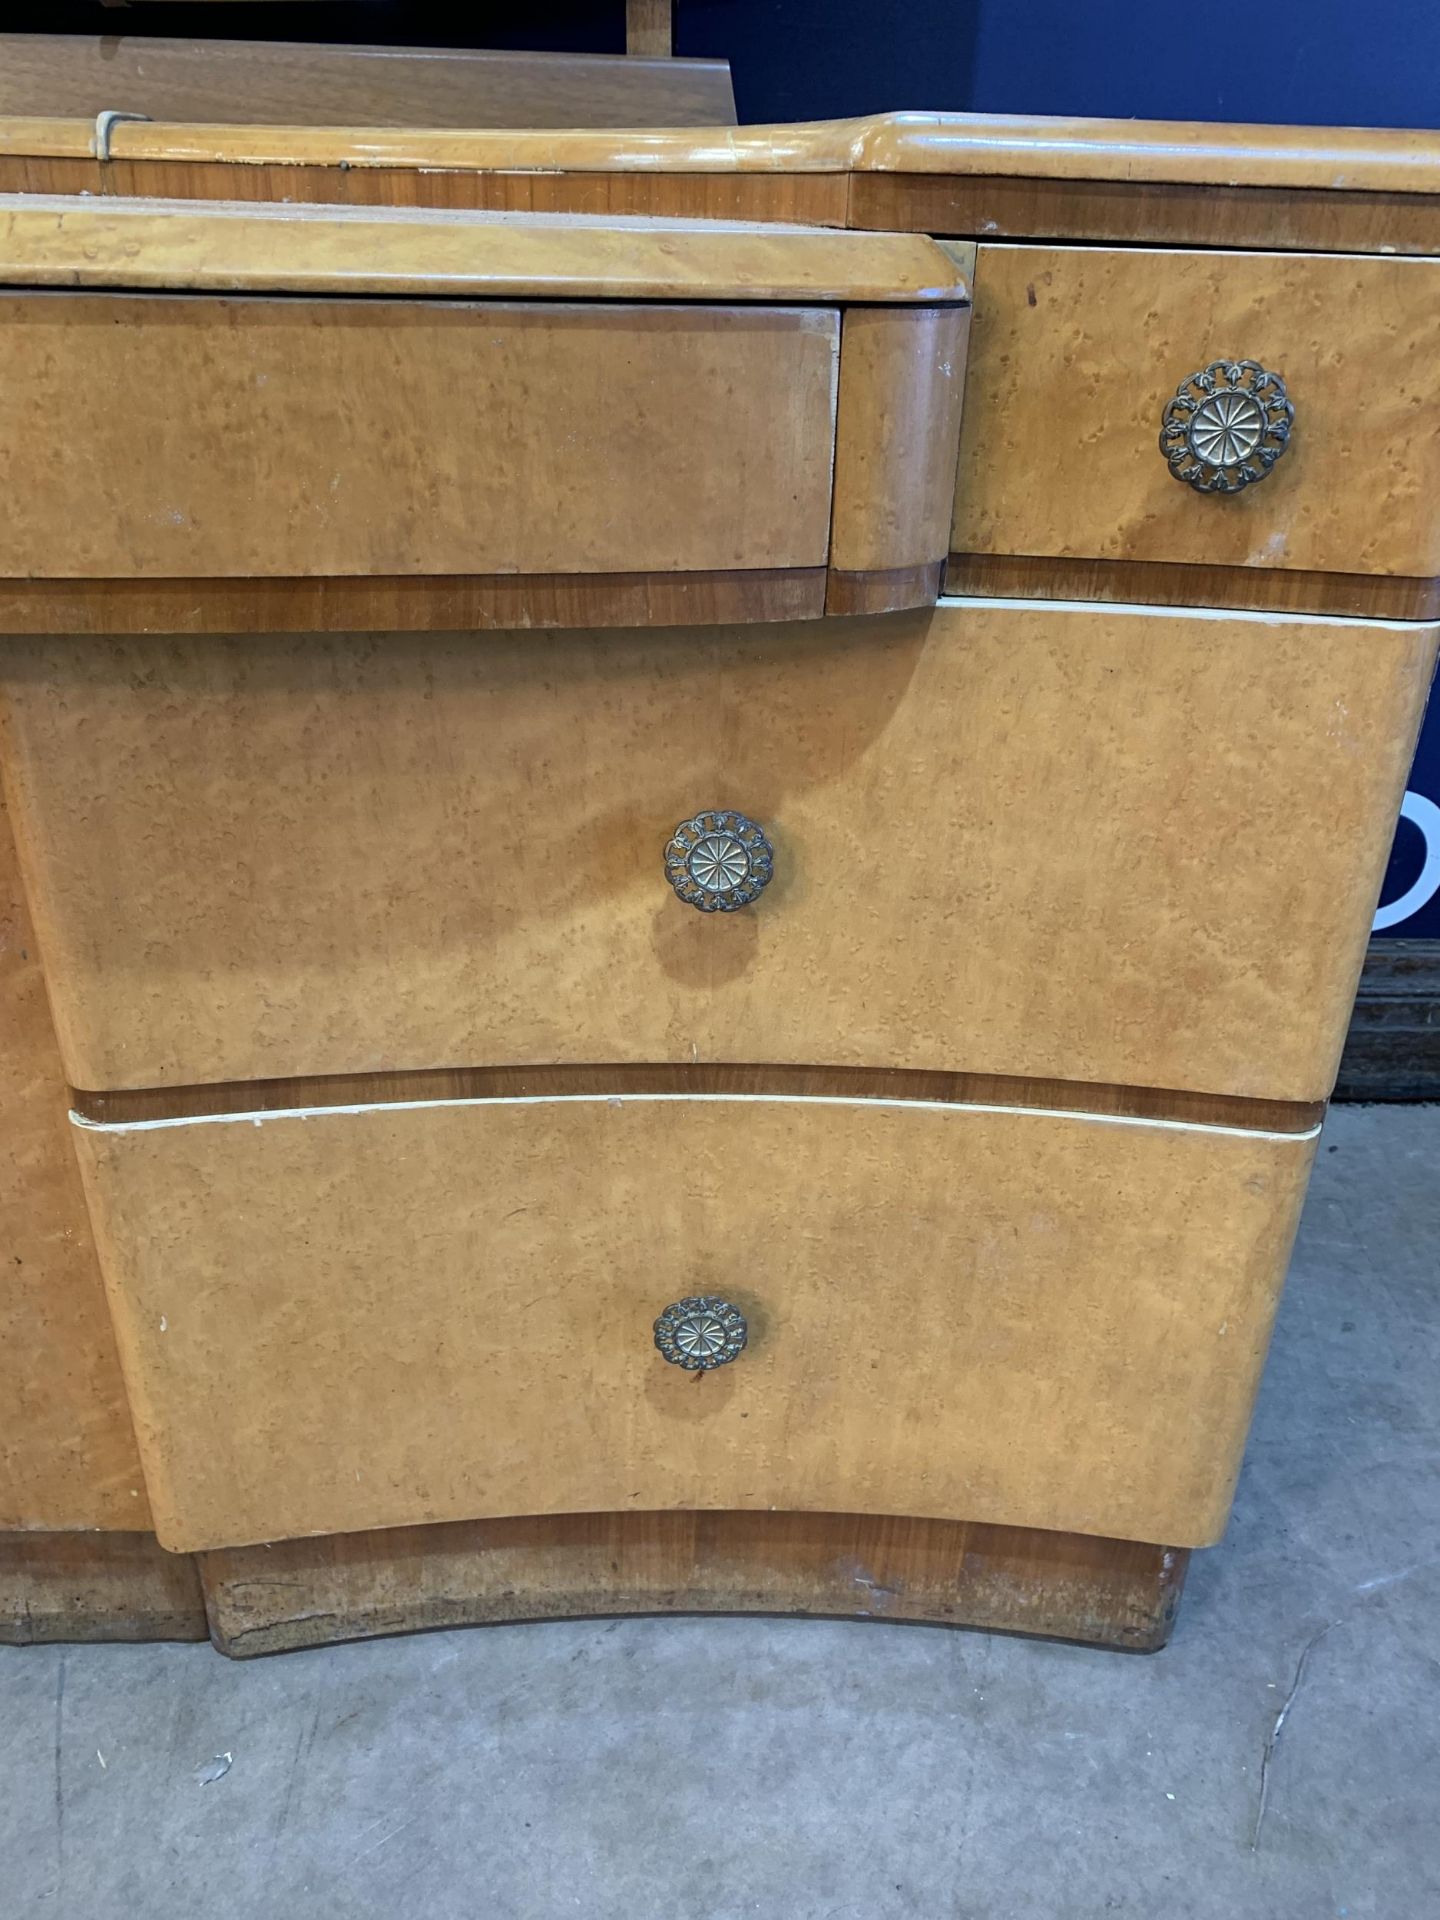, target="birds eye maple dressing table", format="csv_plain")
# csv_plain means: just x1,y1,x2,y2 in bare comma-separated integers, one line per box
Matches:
0,103,1435,1655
